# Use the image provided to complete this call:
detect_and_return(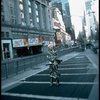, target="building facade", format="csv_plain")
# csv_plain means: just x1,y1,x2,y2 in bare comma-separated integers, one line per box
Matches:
52,8,71,47
63,2,72,30
1,0,54,60
85,0,98,41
